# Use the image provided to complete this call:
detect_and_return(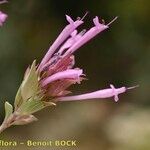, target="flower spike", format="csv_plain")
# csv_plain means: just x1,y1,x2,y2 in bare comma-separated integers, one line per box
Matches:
0,13,137,134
